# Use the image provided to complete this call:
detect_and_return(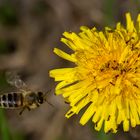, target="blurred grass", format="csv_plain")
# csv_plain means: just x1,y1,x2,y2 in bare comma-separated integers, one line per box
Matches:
12,132,25,140
0,72,12,140
0,72,25,140
0,109,25,140
103,0,117,26
96,129,113,140
0,39,16,54
0,109,11,140
135,0,140,11
0,1,18,26
88,120,113,140
0,71,10,90
0,1,23,139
